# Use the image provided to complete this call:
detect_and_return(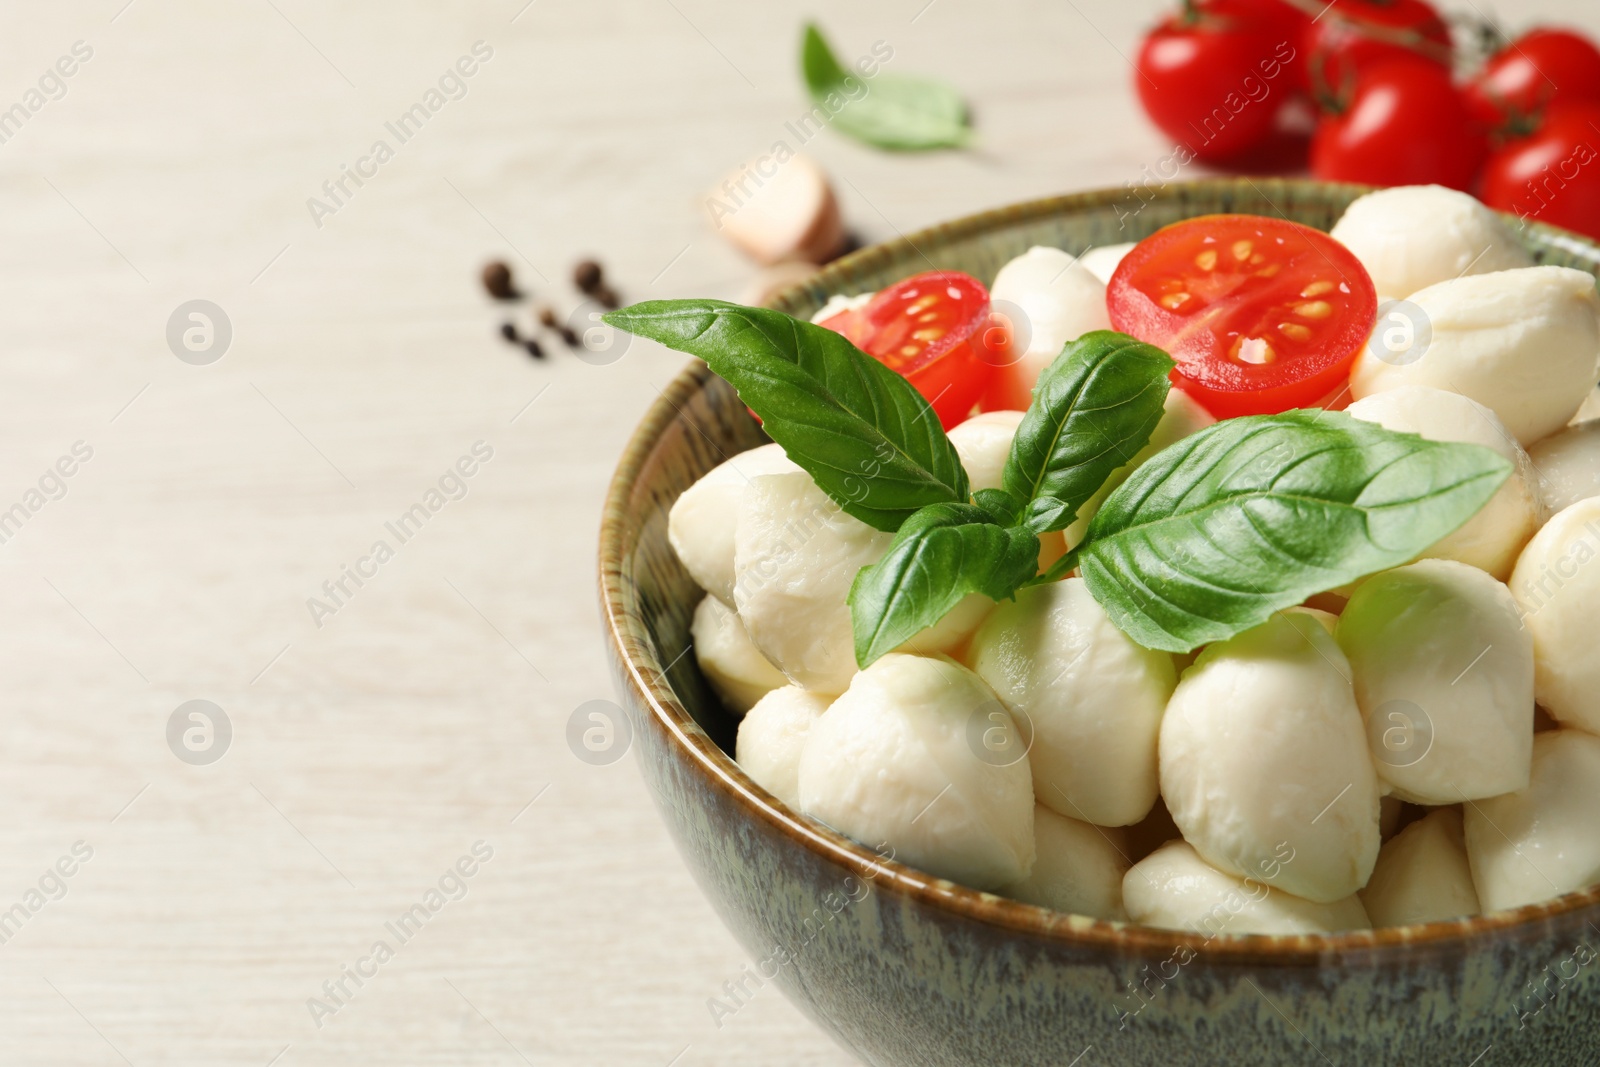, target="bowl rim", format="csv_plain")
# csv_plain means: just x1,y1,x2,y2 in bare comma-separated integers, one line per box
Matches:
599,176,1600,964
